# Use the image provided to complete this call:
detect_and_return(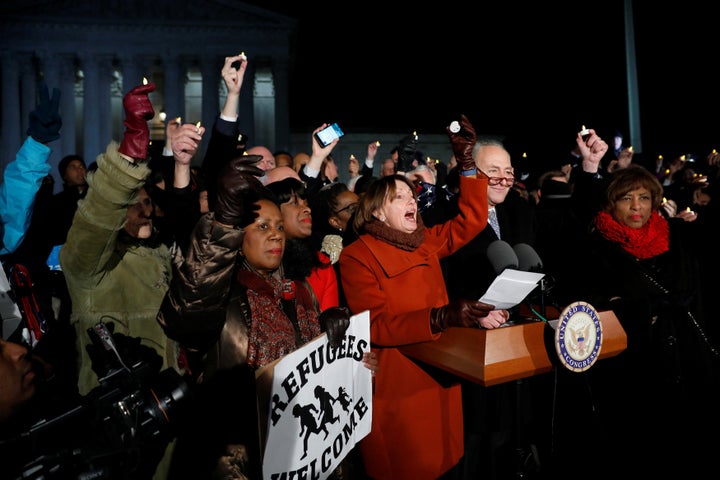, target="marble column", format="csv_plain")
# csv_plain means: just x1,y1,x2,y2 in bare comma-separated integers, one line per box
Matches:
78,54,102,161
272,57,290,152
36,51,63,183
58,57,78,169
19,55,37,140
200,56,221,129
199,56,222,159
163,54,186,121
1,52,22,170
241,61,256,144
118,54,142,95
